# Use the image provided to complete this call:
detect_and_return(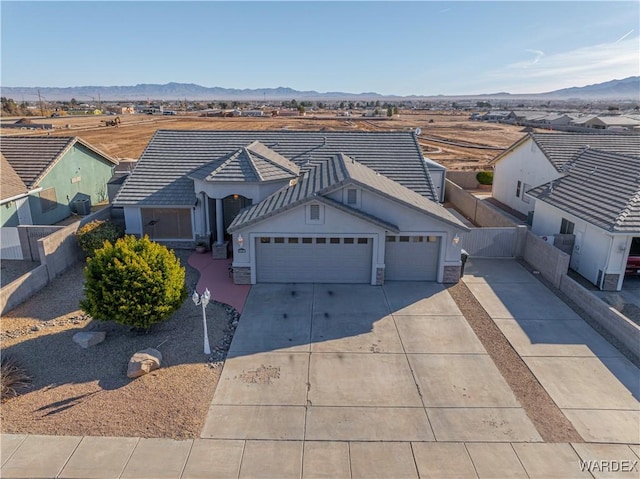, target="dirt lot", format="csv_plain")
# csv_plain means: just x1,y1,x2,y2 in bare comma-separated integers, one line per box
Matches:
0,251,233,439
1,111,528,169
